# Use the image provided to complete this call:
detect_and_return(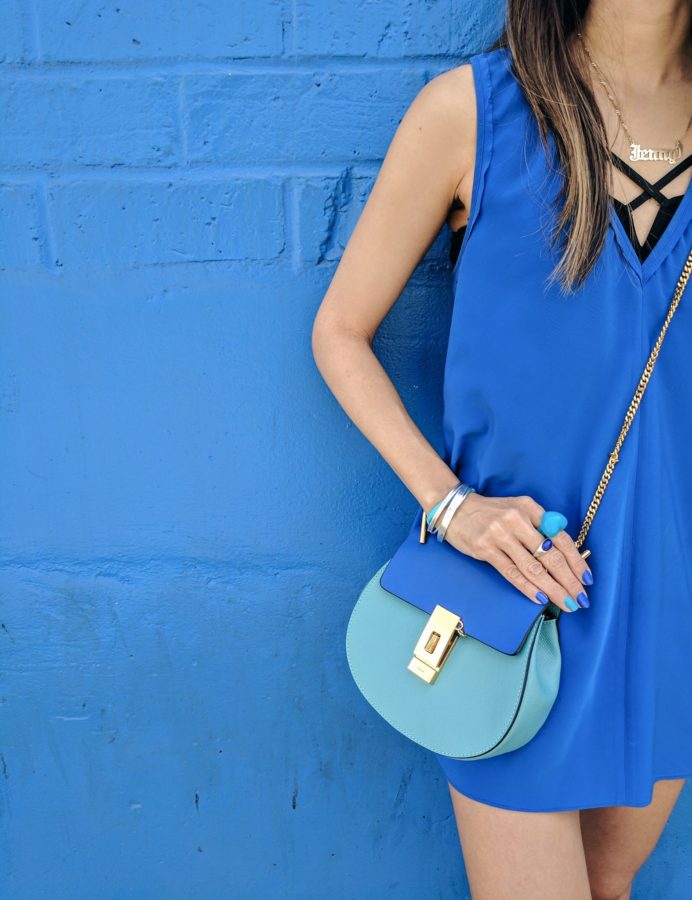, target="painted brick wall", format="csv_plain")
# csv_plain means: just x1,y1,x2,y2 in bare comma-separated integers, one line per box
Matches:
1,3,689,898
